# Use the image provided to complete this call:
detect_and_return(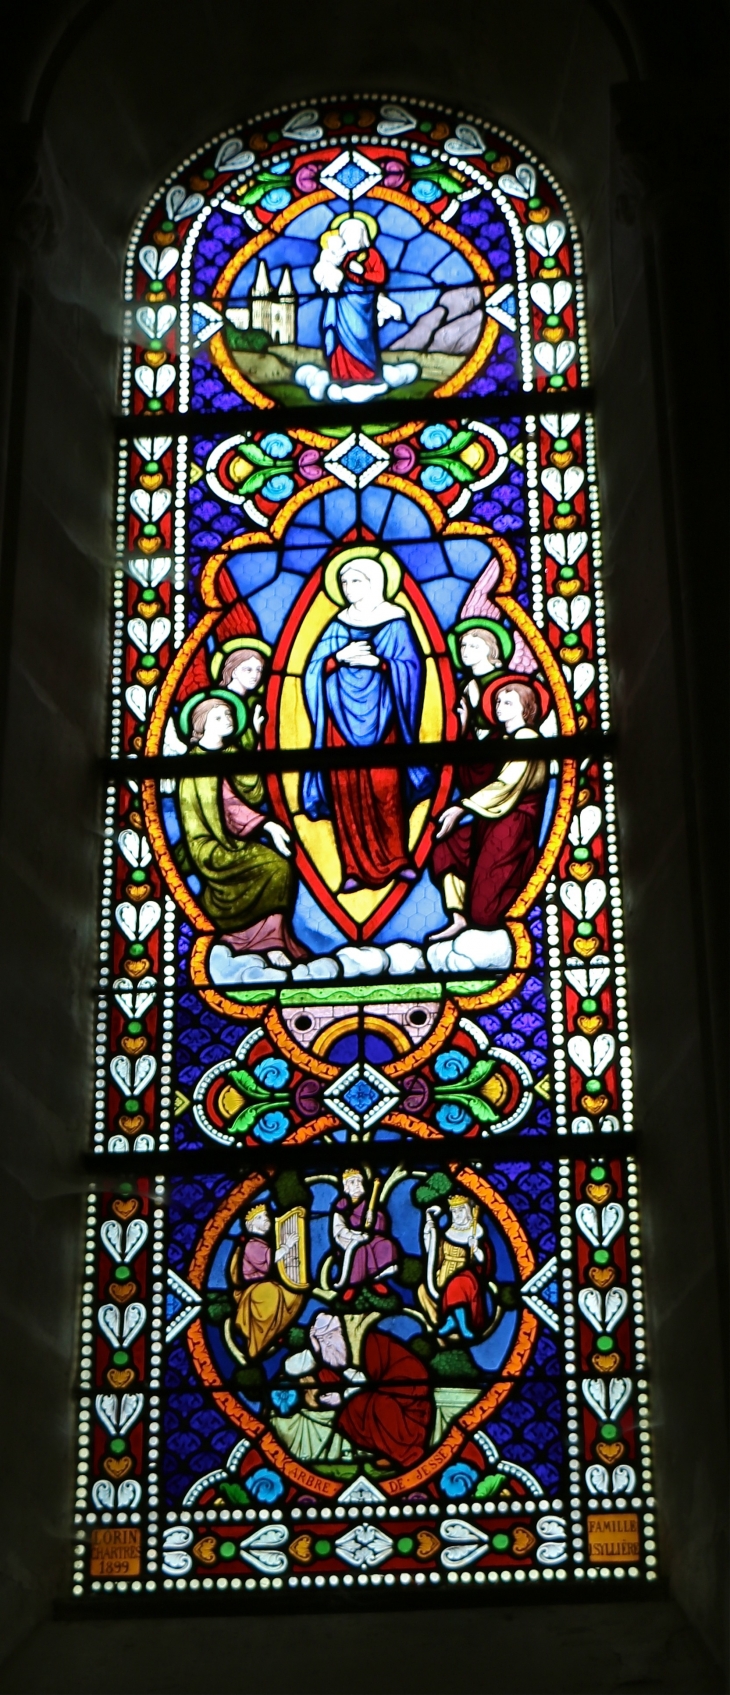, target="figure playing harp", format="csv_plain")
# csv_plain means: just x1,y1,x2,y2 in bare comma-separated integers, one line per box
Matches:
231,1201,308,1359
